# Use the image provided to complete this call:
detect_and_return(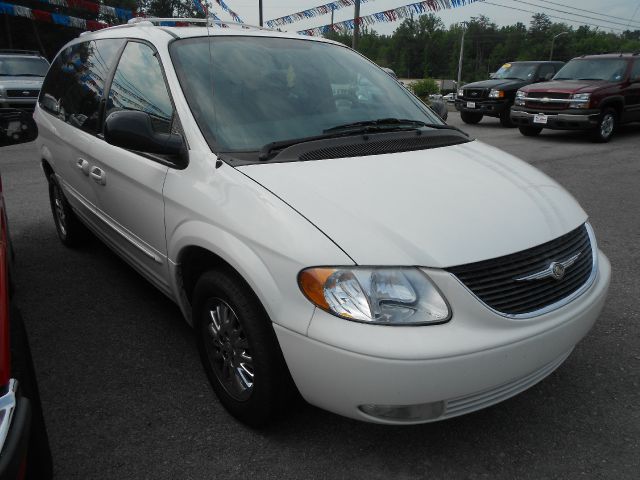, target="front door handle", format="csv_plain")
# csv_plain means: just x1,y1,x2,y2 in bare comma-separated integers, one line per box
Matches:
89,167,106,185
76,158,90,175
